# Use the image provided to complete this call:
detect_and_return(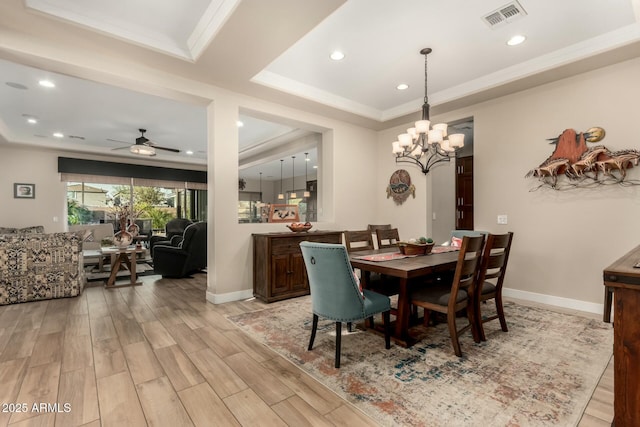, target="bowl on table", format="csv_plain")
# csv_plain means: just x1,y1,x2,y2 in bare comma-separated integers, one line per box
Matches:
397,241,434,255
287,223,313,233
